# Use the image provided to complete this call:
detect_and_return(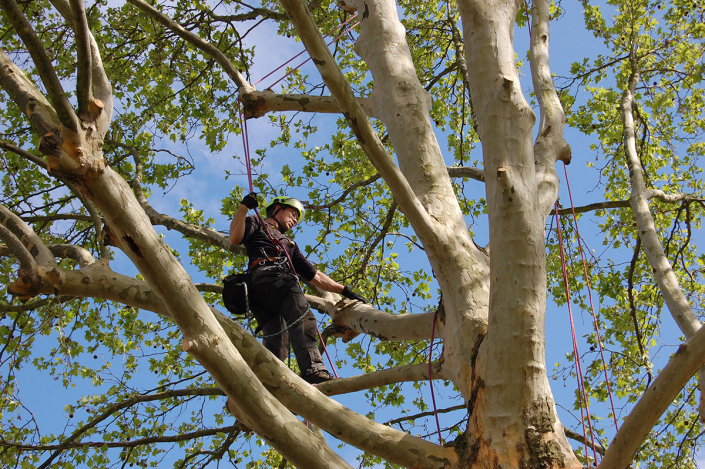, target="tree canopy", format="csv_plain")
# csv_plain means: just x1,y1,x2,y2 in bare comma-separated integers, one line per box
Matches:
0,0,704,467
